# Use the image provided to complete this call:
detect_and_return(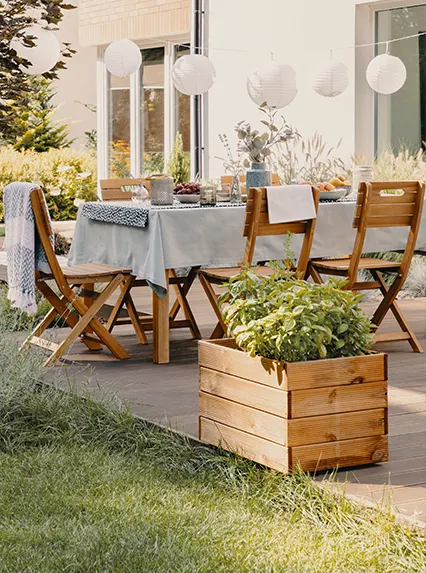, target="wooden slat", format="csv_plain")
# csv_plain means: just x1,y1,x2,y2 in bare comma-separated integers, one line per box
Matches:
355,202,416,218
291,380,388,418
29,336,59,352
287,408,386,447
199,367,289,418
199,392,287,444
374,332,412,343
292,435,389,472
354,215,412,228
285,353,388,391
199,339,286,389
199,417,289,472
199,340,388,391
